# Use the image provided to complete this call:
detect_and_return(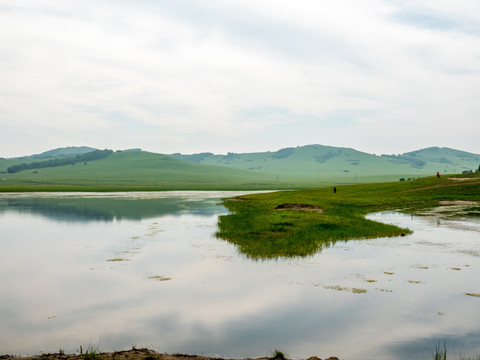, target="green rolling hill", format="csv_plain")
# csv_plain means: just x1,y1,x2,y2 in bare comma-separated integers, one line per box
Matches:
0,150,278,190
1,145,479,190
172,145,480,183
21,146,98,159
